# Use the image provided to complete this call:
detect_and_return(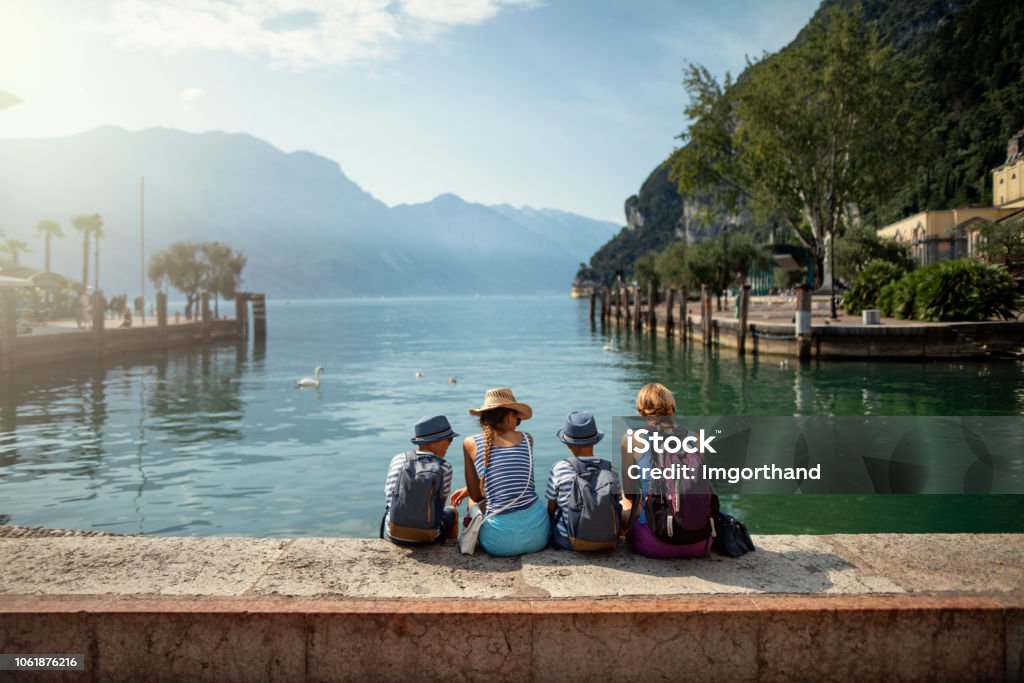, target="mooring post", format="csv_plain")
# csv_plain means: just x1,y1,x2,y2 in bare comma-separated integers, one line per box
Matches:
737,283,751,355
252,293,267,339
702,285,713,347
589,290,597,323
157,292,168,348
0,290,16,374
235,294,248,339
665,287,675,338
91,291,105,359
681,287,688,343
201,292,211,340
796,285,812,359
647,283,656,330
630,286,638,331
623,286,631,328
